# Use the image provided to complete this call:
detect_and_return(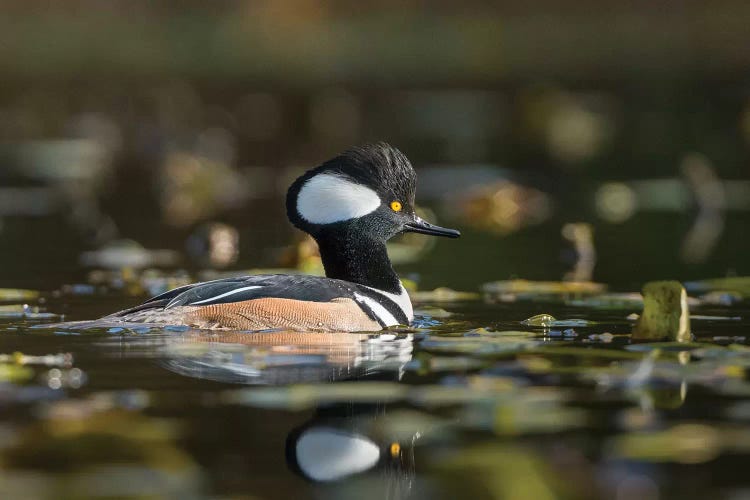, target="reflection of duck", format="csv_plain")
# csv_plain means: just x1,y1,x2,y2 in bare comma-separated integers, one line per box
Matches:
286,405,416,498
95,143,460,331
161,329,414,385
288,426,384,482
